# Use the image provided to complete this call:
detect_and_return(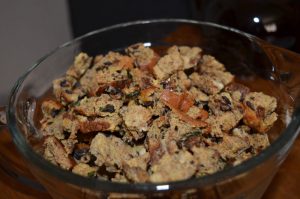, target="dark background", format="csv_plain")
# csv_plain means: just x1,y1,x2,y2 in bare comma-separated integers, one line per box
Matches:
68,0,300,52
1,0,299,104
